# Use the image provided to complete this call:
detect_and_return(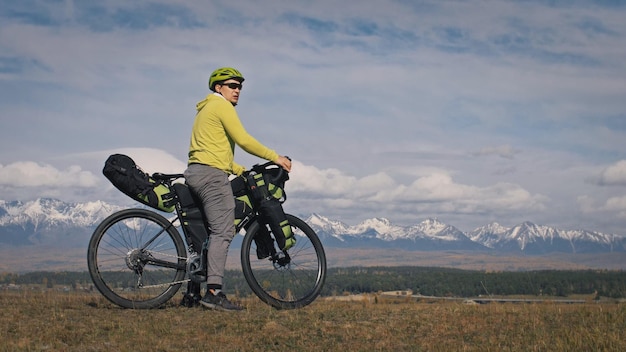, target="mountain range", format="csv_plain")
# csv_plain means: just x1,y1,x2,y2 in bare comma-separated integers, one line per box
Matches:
1,198,625,254
307,214,626,254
